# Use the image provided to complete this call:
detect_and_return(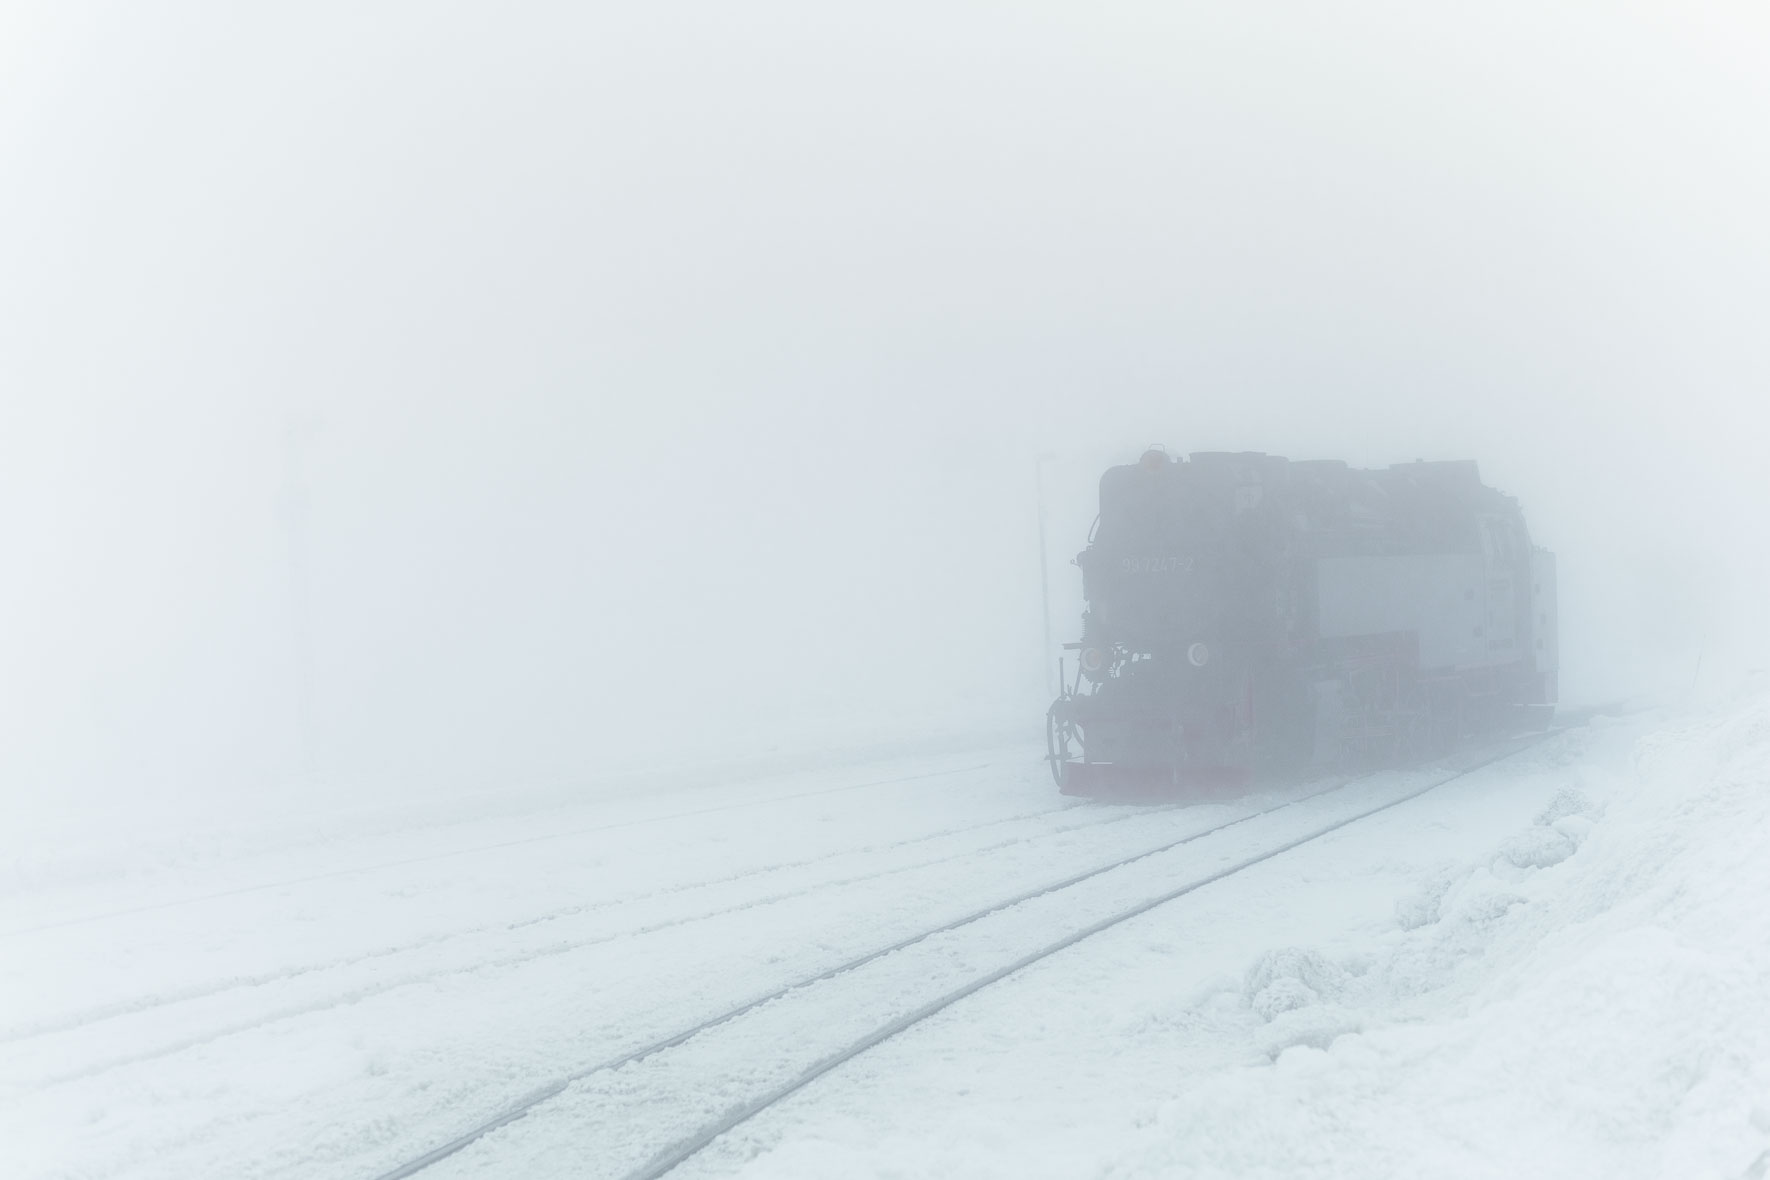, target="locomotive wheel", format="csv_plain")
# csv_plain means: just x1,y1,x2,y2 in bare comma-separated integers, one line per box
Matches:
1045,700,1074,786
